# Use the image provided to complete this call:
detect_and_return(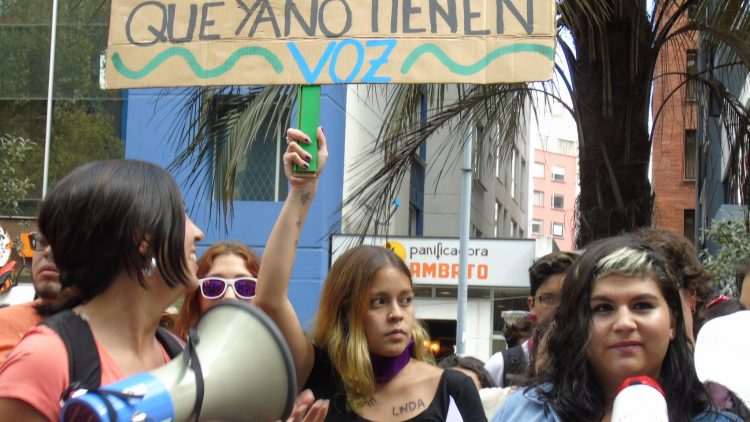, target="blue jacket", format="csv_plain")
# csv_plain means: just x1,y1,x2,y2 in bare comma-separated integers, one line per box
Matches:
491,386,744,422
